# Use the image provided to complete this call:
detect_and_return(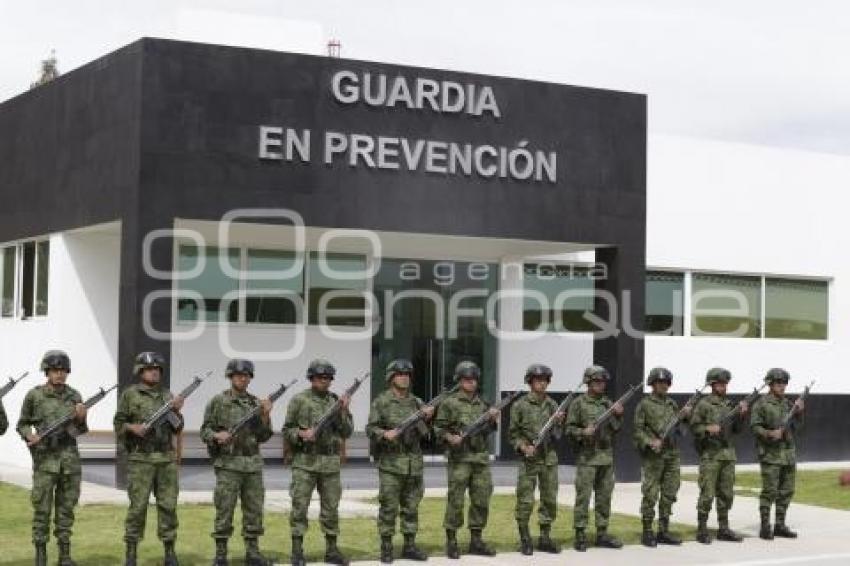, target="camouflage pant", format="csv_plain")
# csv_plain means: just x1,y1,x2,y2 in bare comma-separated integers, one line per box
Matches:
443,462,493,530
640,452,681,522
212,468,265,540
289,468,341,536
759,463,796,518
124,460,179,542
573,464,614,530
377,470,424,536
697,458,735,524
514,460,558,526
31,470,81,543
